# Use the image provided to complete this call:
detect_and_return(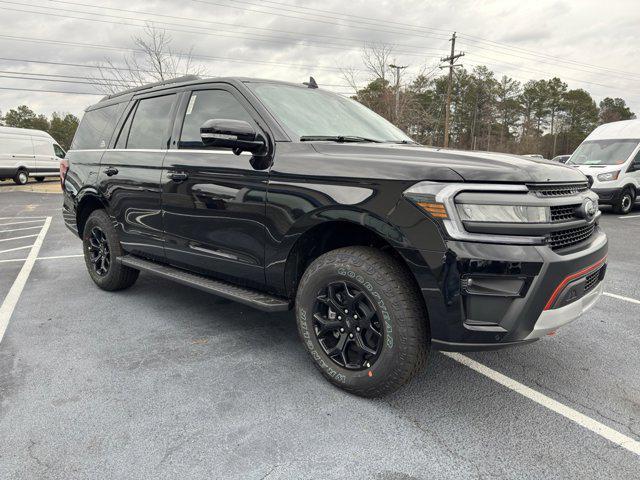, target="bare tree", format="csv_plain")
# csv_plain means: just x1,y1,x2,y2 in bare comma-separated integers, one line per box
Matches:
92,24,206,94
362,42,394,82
